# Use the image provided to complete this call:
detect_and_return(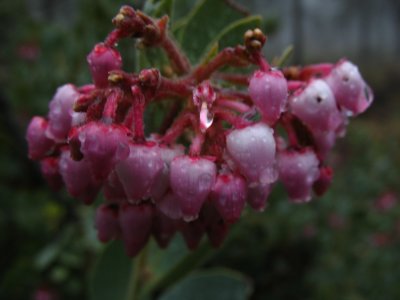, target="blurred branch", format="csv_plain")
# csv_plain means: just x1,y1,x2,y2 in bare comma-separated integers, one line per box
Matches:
223,0,251,16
